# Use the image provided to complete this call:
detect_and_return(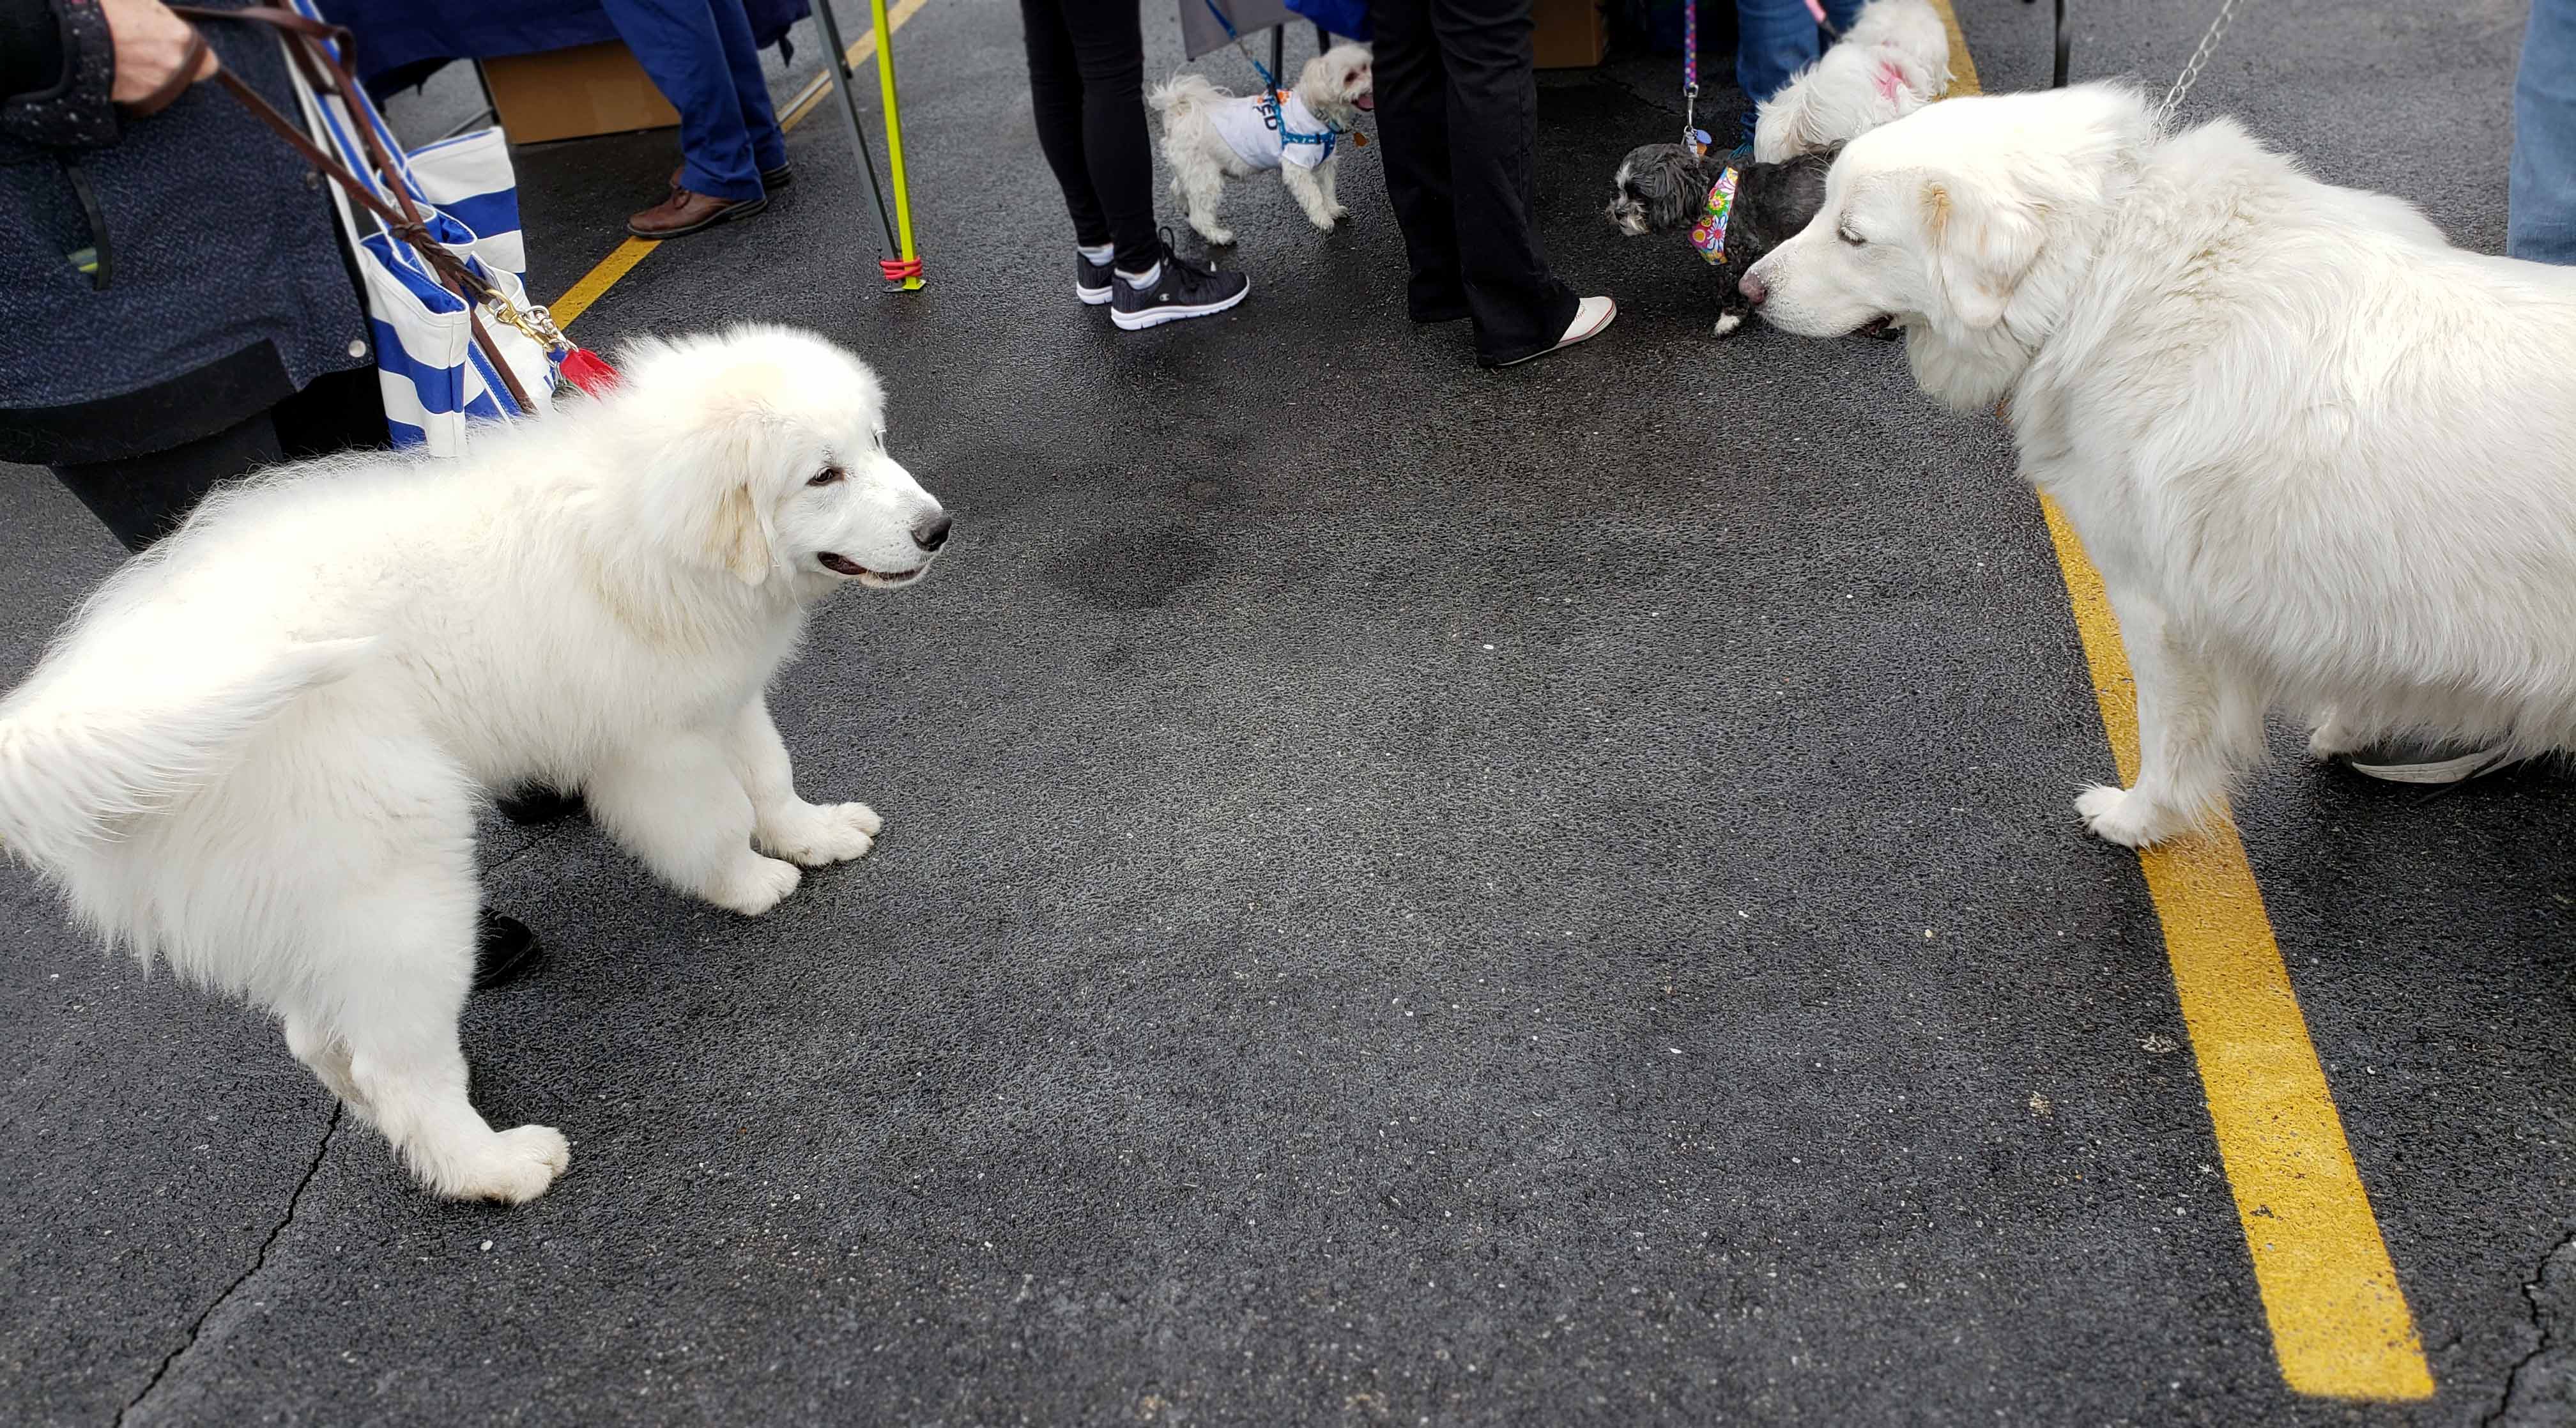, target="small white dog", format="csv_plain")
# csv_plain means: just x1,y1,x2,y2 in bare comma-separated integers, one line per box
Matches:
1753,0,1951,162
1741,83,2576,847
0,325,948,1202
1150,43,1374,244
